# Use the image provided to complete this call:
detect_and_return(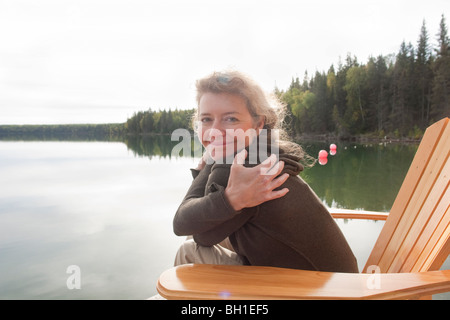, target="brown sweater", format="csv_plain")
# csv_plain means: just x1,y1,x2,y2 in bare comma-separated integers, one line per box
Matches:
173,148,358,273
